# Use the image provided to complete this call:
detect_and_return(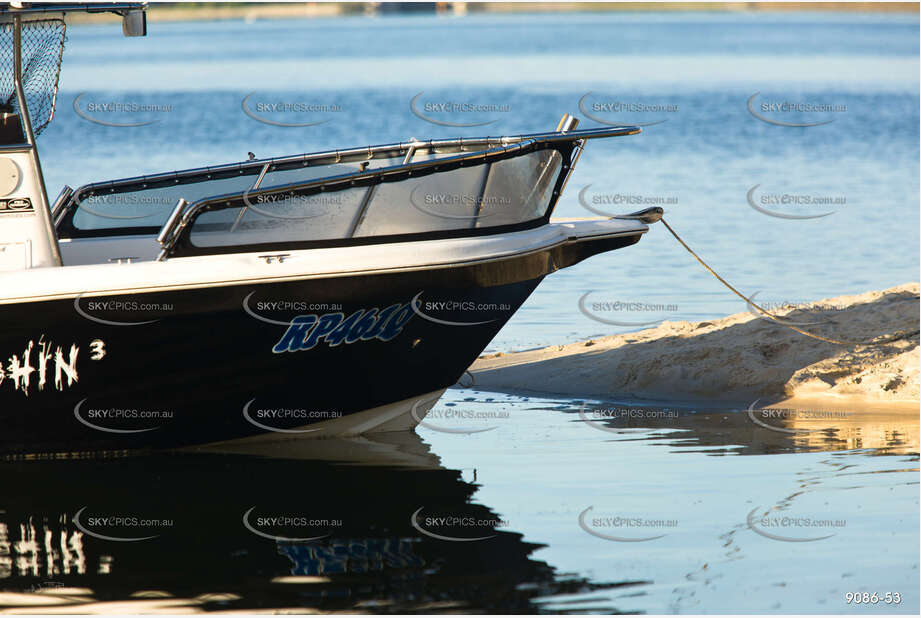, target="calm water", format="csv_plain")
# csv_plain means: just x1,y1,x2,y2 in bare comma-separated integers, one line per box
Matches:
2,11,918,614
0,389,918,613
